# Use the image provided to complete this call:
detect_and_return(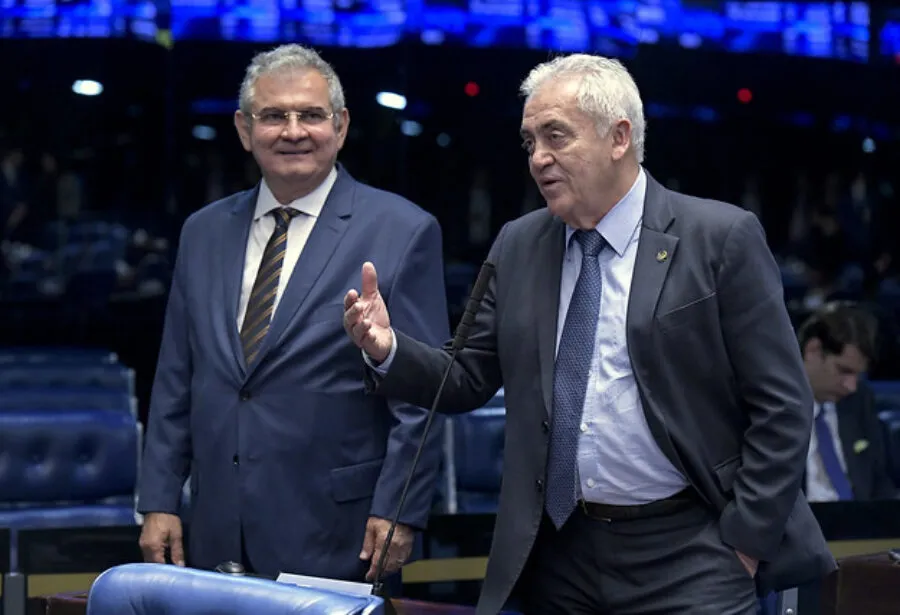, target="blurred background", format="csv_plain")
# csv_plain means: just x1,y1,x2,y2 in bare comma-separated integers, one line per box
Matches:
0,2,898,418
0,0,899,608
